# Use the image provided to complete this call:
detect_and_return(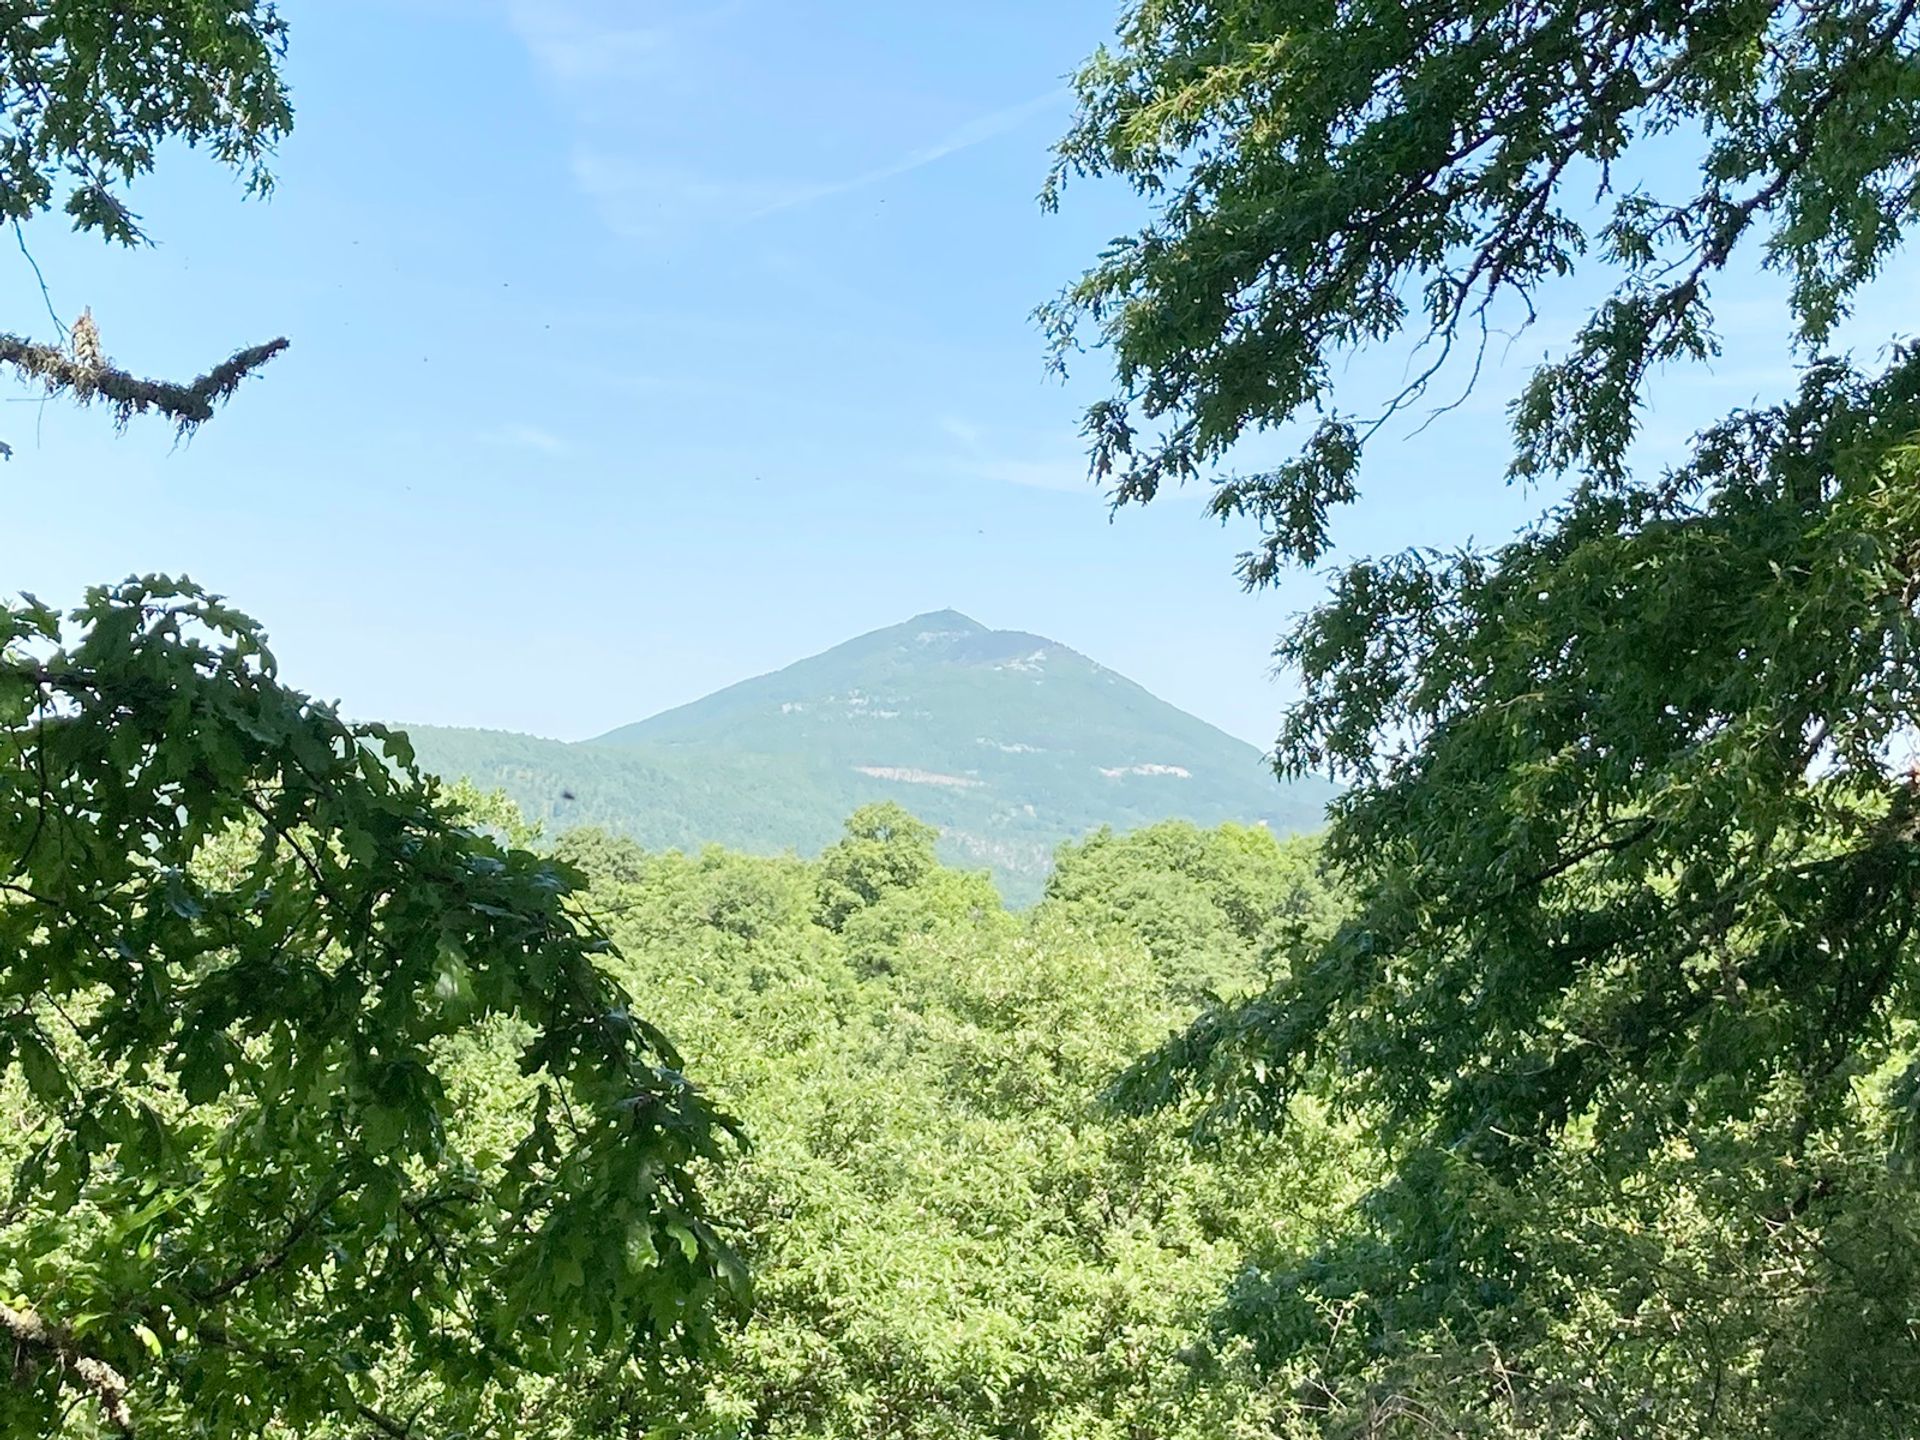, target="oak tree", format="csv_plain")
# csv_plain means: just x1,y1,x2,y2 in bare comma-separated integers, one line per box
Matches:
0,11,740,1435
1051,1,1920,1432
